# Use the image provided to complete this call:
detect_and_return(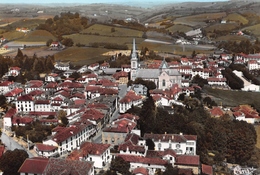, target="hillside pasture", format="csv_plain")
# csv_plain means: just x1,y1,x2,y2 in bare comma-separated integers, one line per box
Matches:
242,24,260,38
2,31,25,41
223,13,249,25
4,18,46,30
174,12,226,26
54,47,111,66
81,24,144,37
205,23,239,32
63,34,144,47
203,86,260,111
17,30,56,42
214,34,249,42
166,24,193,34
